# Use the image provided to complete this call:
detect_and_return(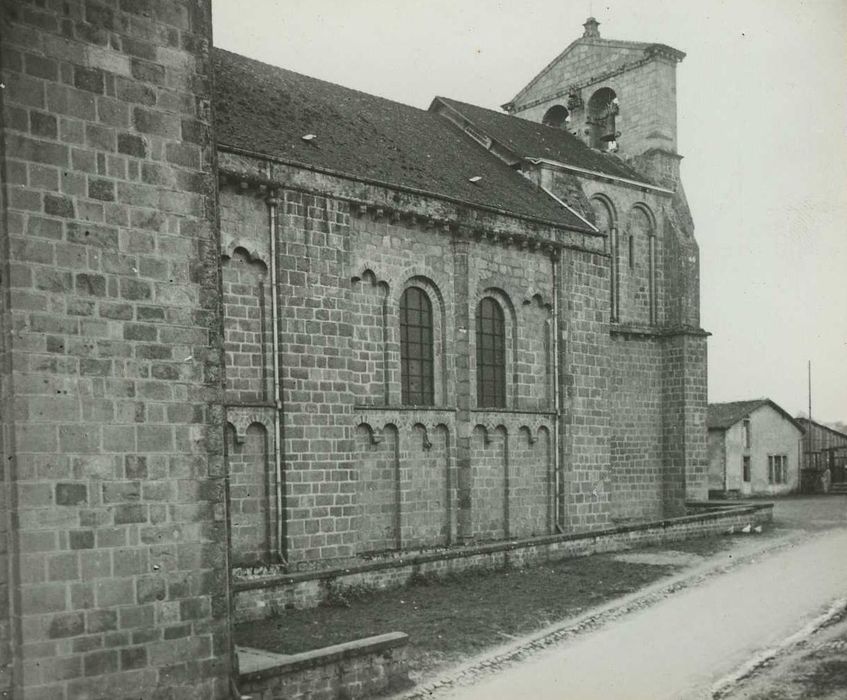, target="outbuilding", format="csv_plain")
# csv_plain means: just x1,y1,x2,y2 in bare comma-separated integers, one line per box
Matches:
707,399,804,497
